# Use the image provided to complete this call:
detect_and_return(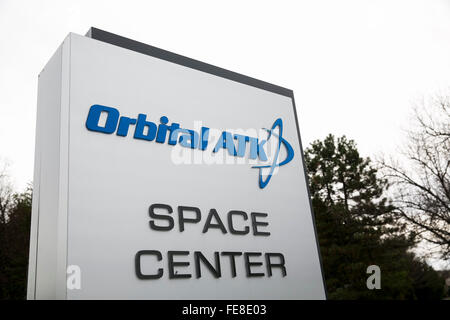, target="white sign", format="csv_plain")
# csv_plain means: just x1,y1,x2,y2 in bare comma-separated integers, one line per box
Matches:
27,28,326,299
